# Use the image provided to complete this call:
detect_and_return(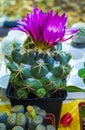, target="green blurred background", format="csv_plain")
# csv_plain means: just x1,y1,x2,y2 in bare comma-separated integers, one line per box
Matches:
0,0,85,26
